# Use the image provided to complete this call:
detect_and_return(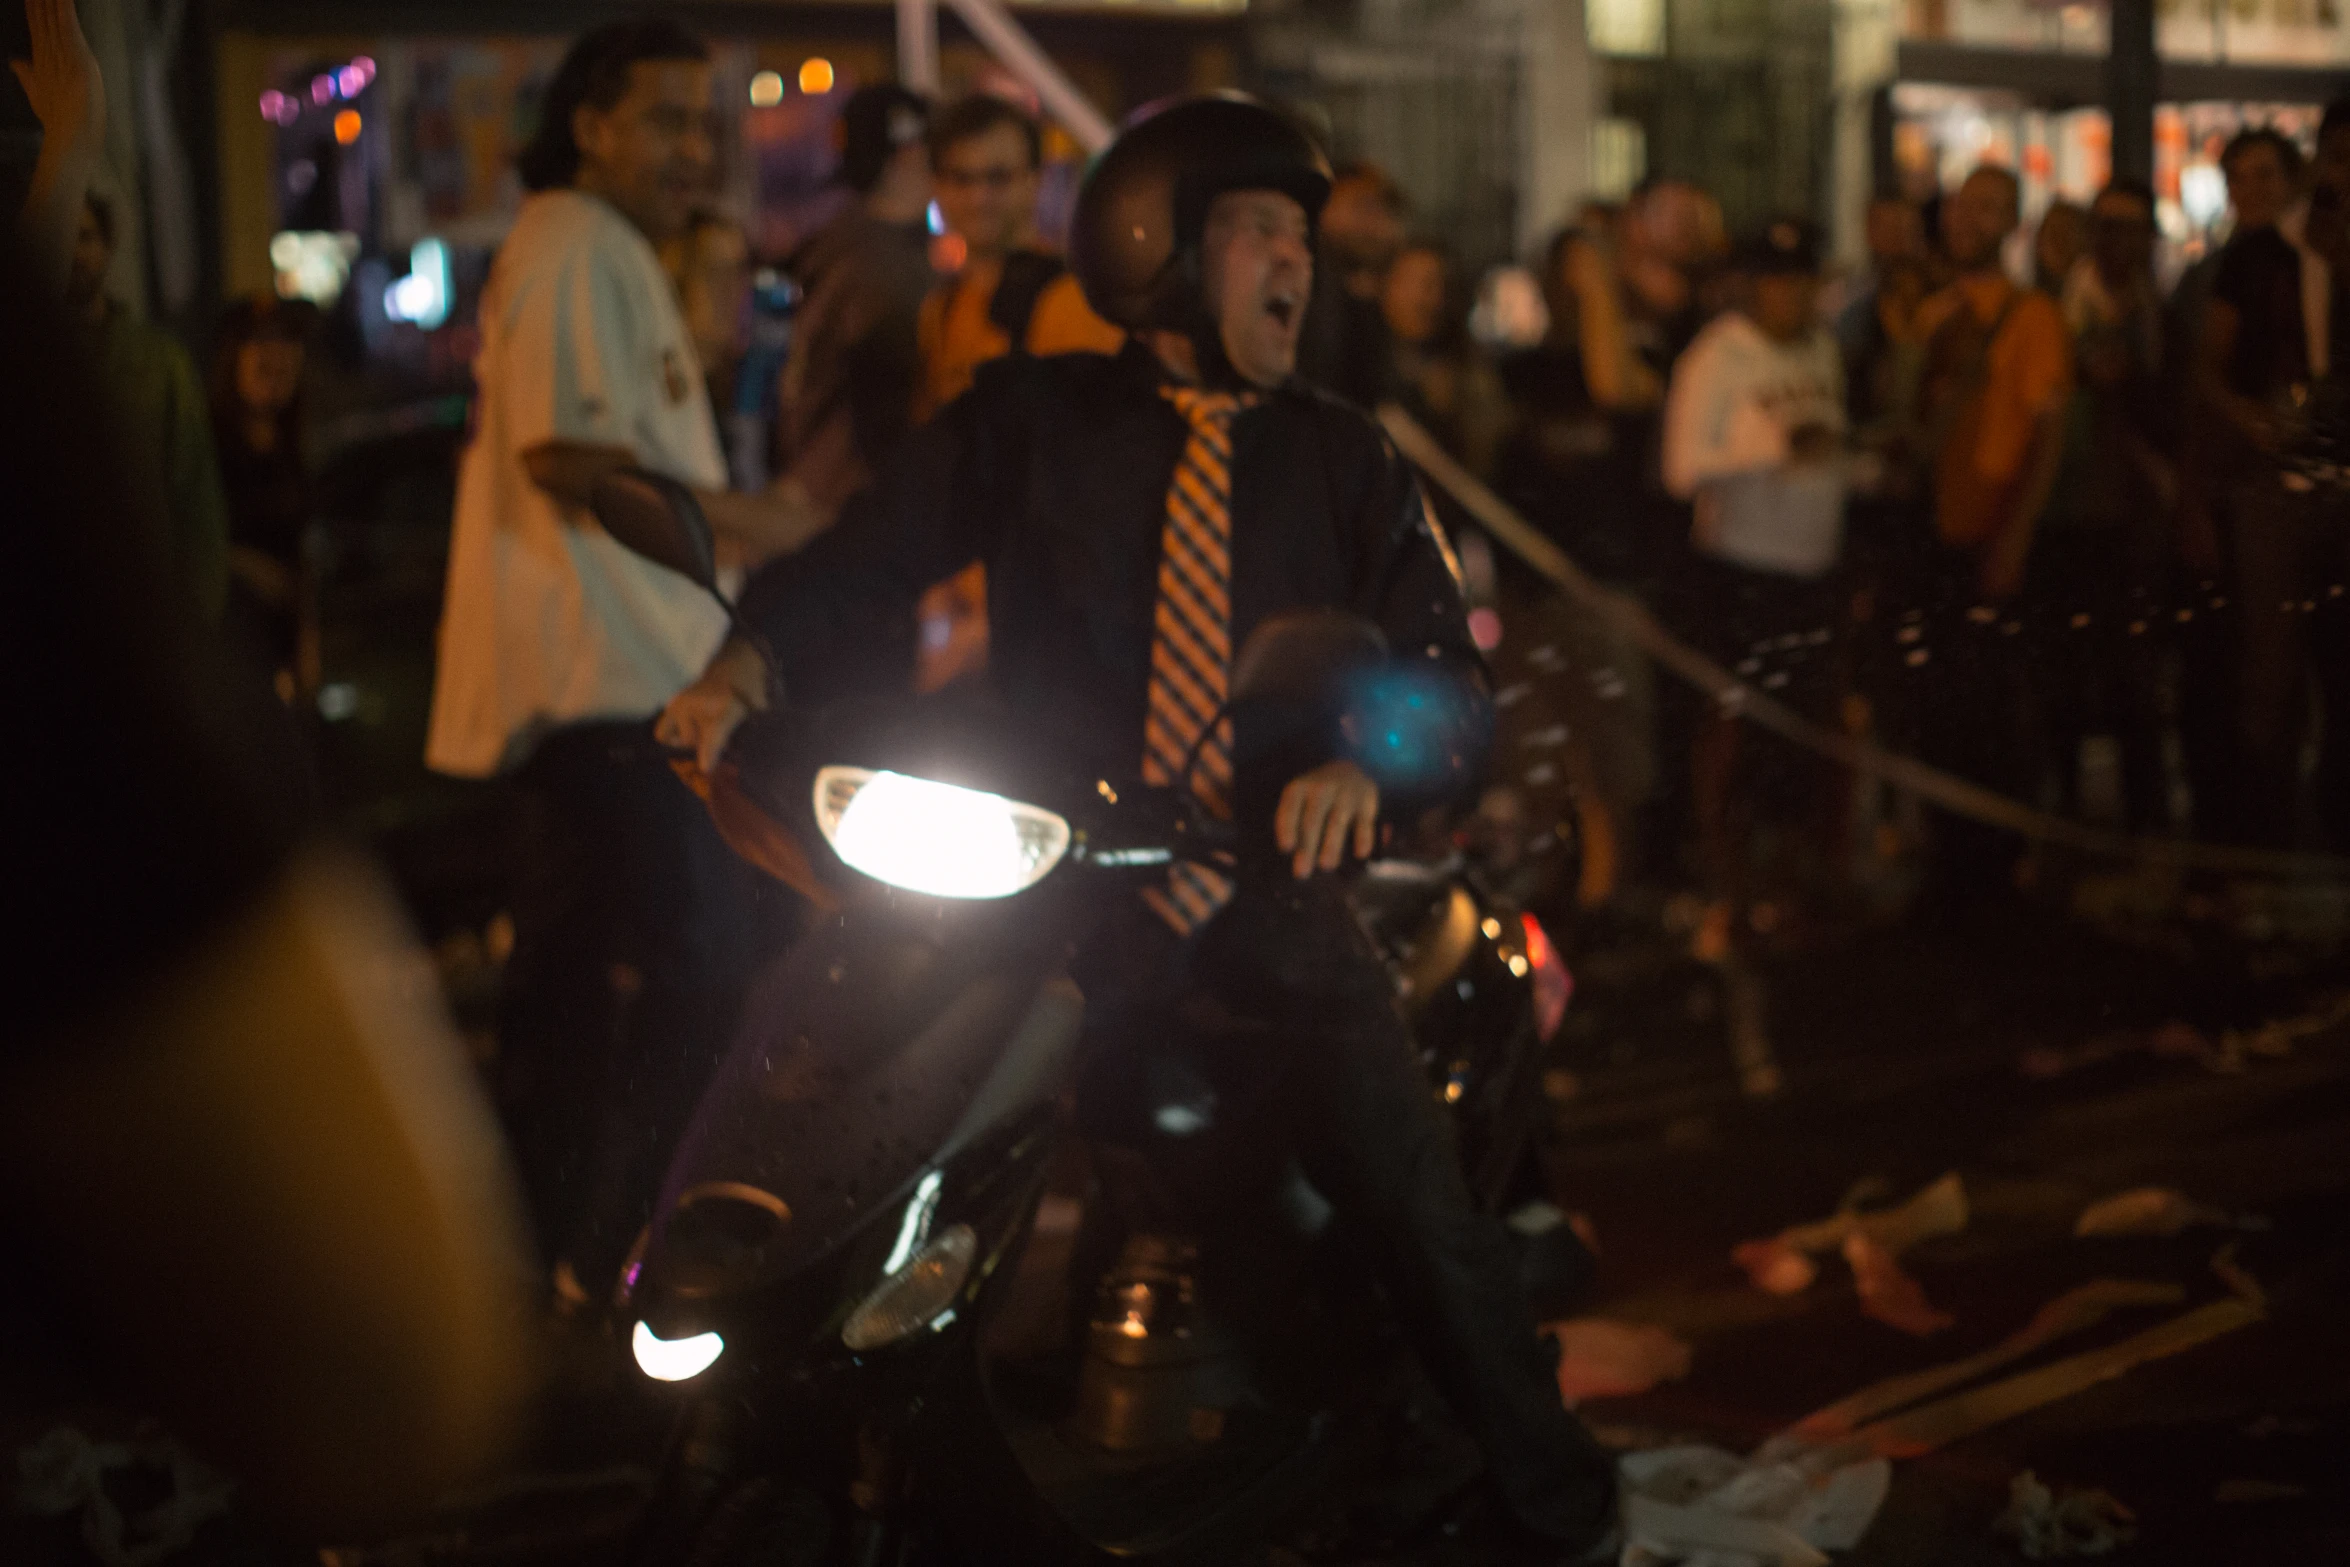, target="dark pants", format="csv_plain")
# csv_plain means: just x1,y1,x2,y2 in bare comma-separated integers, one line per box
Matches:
1912,553,2034,904
2021,529,2165,832
2317,591,2350,852
1079,881,1617,1551
497,721,782,1294
2176,575,2247,844
2231,473,2350,847
1678,558,1849,910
